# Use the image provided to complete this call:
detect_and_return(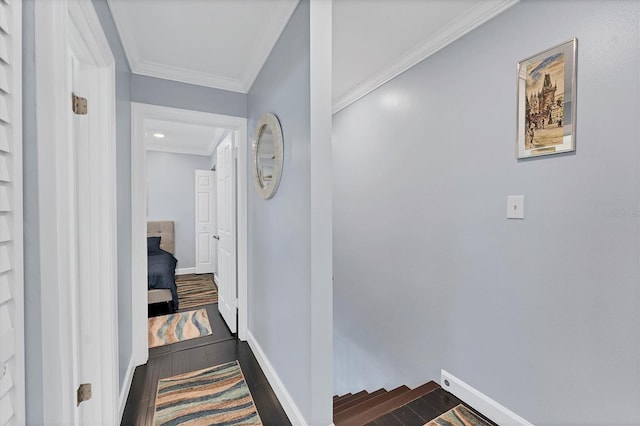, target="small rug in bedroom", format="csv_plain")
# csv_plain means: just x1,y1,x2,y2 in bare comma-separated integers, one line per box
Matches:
153,360,263,426
175,273,218,310
148,308,212,348
424,404,492,426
